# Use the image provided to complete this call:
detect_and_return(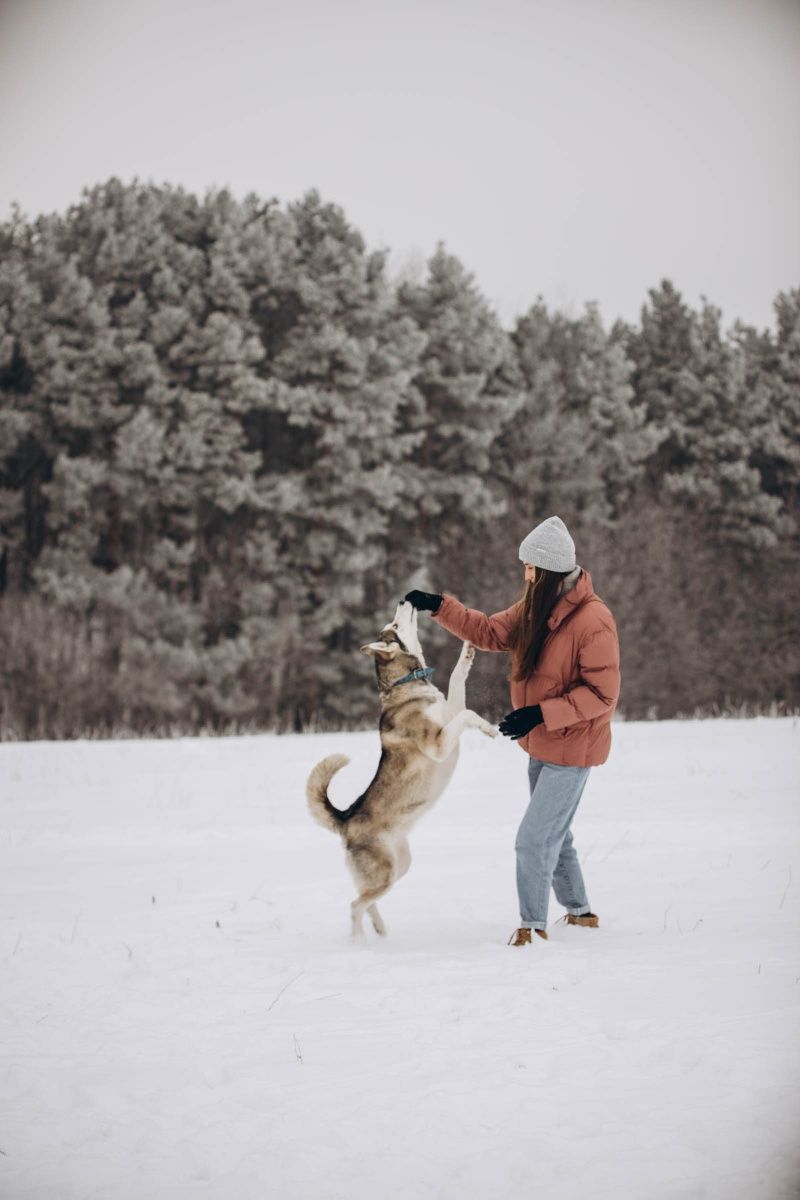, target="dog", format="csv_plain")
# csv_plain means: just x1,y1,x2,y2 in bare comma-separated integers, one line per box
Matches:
306,599,497,937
